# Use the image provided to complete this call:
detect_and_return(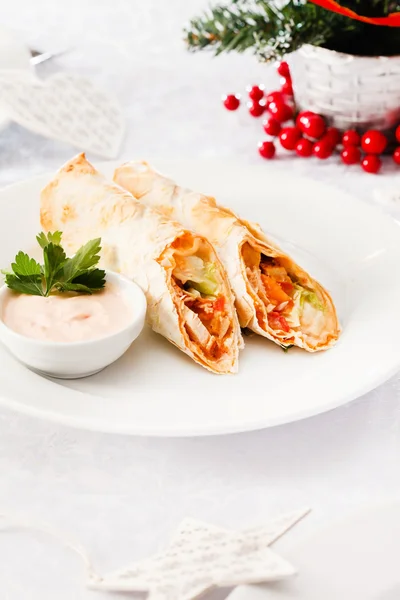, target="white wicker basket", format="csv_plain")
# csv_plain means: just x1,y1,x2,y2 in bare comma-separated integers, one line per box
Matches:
288,44,400,136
